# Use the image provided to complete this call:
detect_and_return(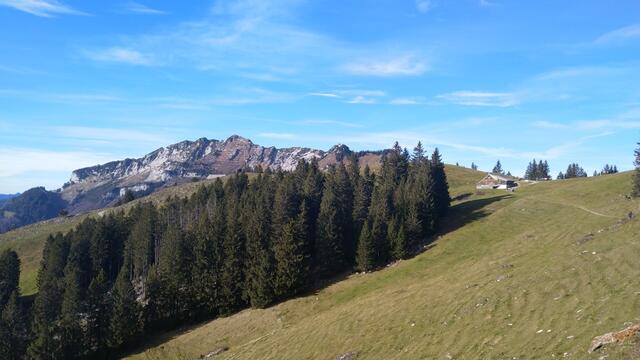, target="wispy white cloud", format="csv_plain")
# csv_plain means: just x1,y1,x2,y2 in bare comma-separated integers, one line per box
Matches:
52,126,172,144
532,120,568,129
342,55,428,77
415,0,432,13
0,0,86,17
576,119,640,130
0,148,113,179
309,89,386,104
152,88,295,108
85,47,153,66
298,119,363,128
594,24,640,45
346,96,376,104
309,92,340,98
390,97,421,105
122,2,167,15
0,89,121,104
438,91,519,107
325,130,612,160
533,65,623,81
258,132,297,140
